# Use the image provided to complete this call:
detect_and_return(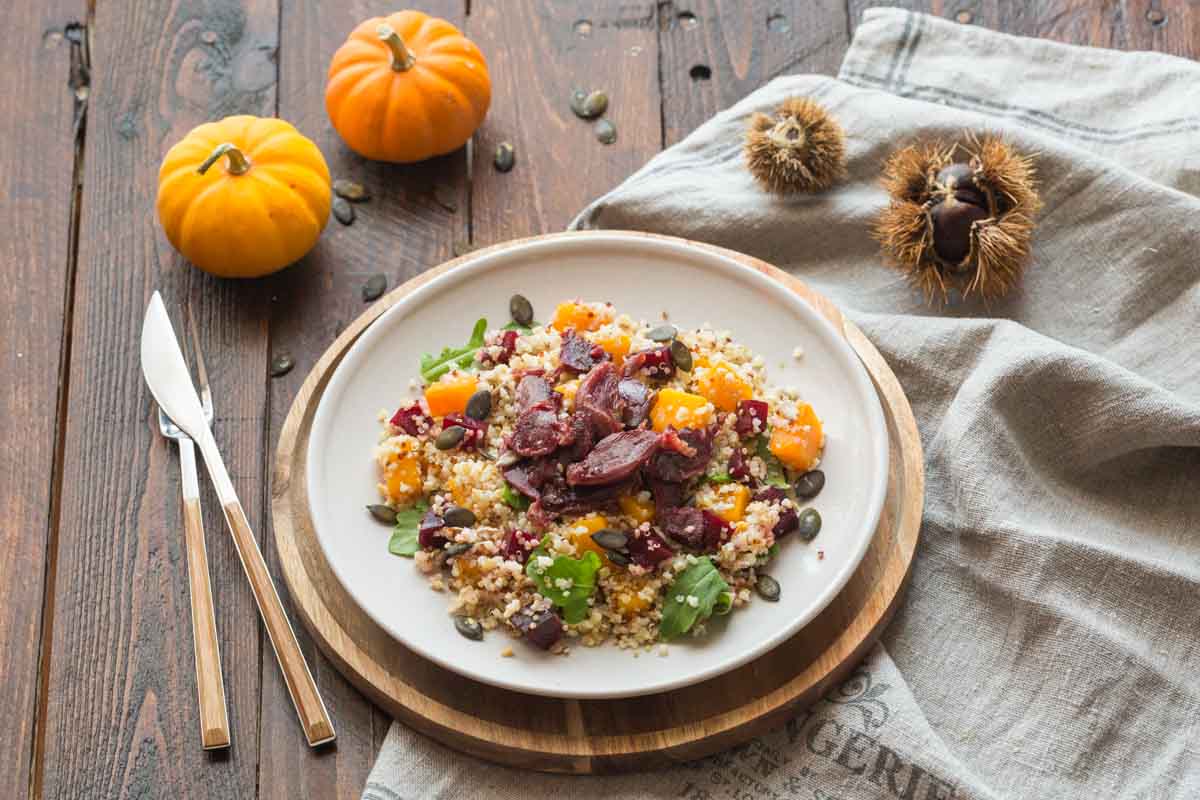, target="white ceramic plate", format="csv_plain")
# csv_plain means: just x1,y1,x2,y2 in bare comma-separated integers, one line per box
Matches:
307,232,888,699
